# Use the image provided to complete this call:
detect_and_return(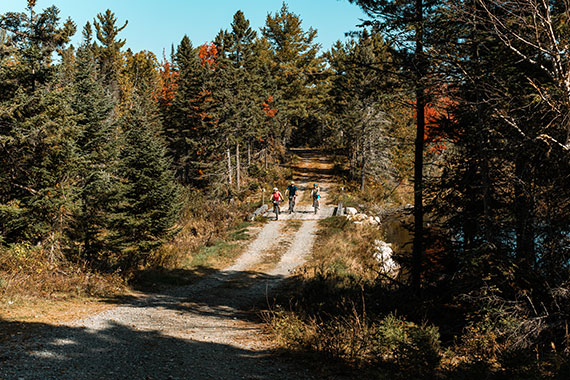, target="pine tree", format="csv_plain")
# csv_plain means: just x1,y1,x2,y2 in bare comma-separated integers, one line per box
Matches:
92,9,128,99
0,0,76,91
71,26,116,261
349,0,442,293
165,35,214,186
0,2,79,254
212,11,265,191
327,30,395,190
109,71,181,270
261,3,325,145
